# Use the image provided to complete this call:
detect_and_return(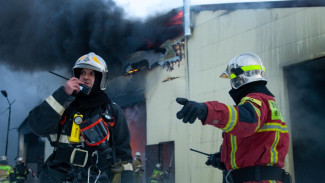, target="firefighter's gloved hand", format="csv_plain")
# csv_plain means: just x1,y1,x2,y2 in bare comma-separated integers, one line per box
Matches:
176,97,208,123
205,152,226,170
